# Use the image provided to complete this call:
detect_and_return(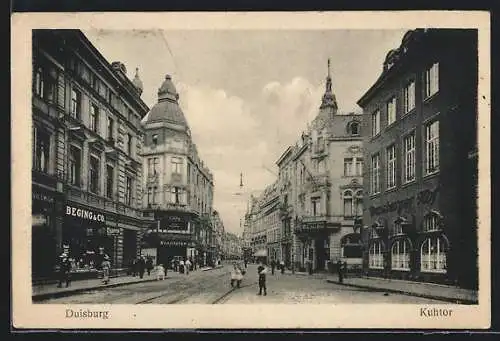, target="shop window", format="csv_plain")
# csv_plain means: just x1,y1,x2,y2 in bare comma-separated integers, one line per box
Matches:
420,235,448,273
341,235,362,258
69,145,81,186
33,127,50,173
369,241,384,269
391,239,410,270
